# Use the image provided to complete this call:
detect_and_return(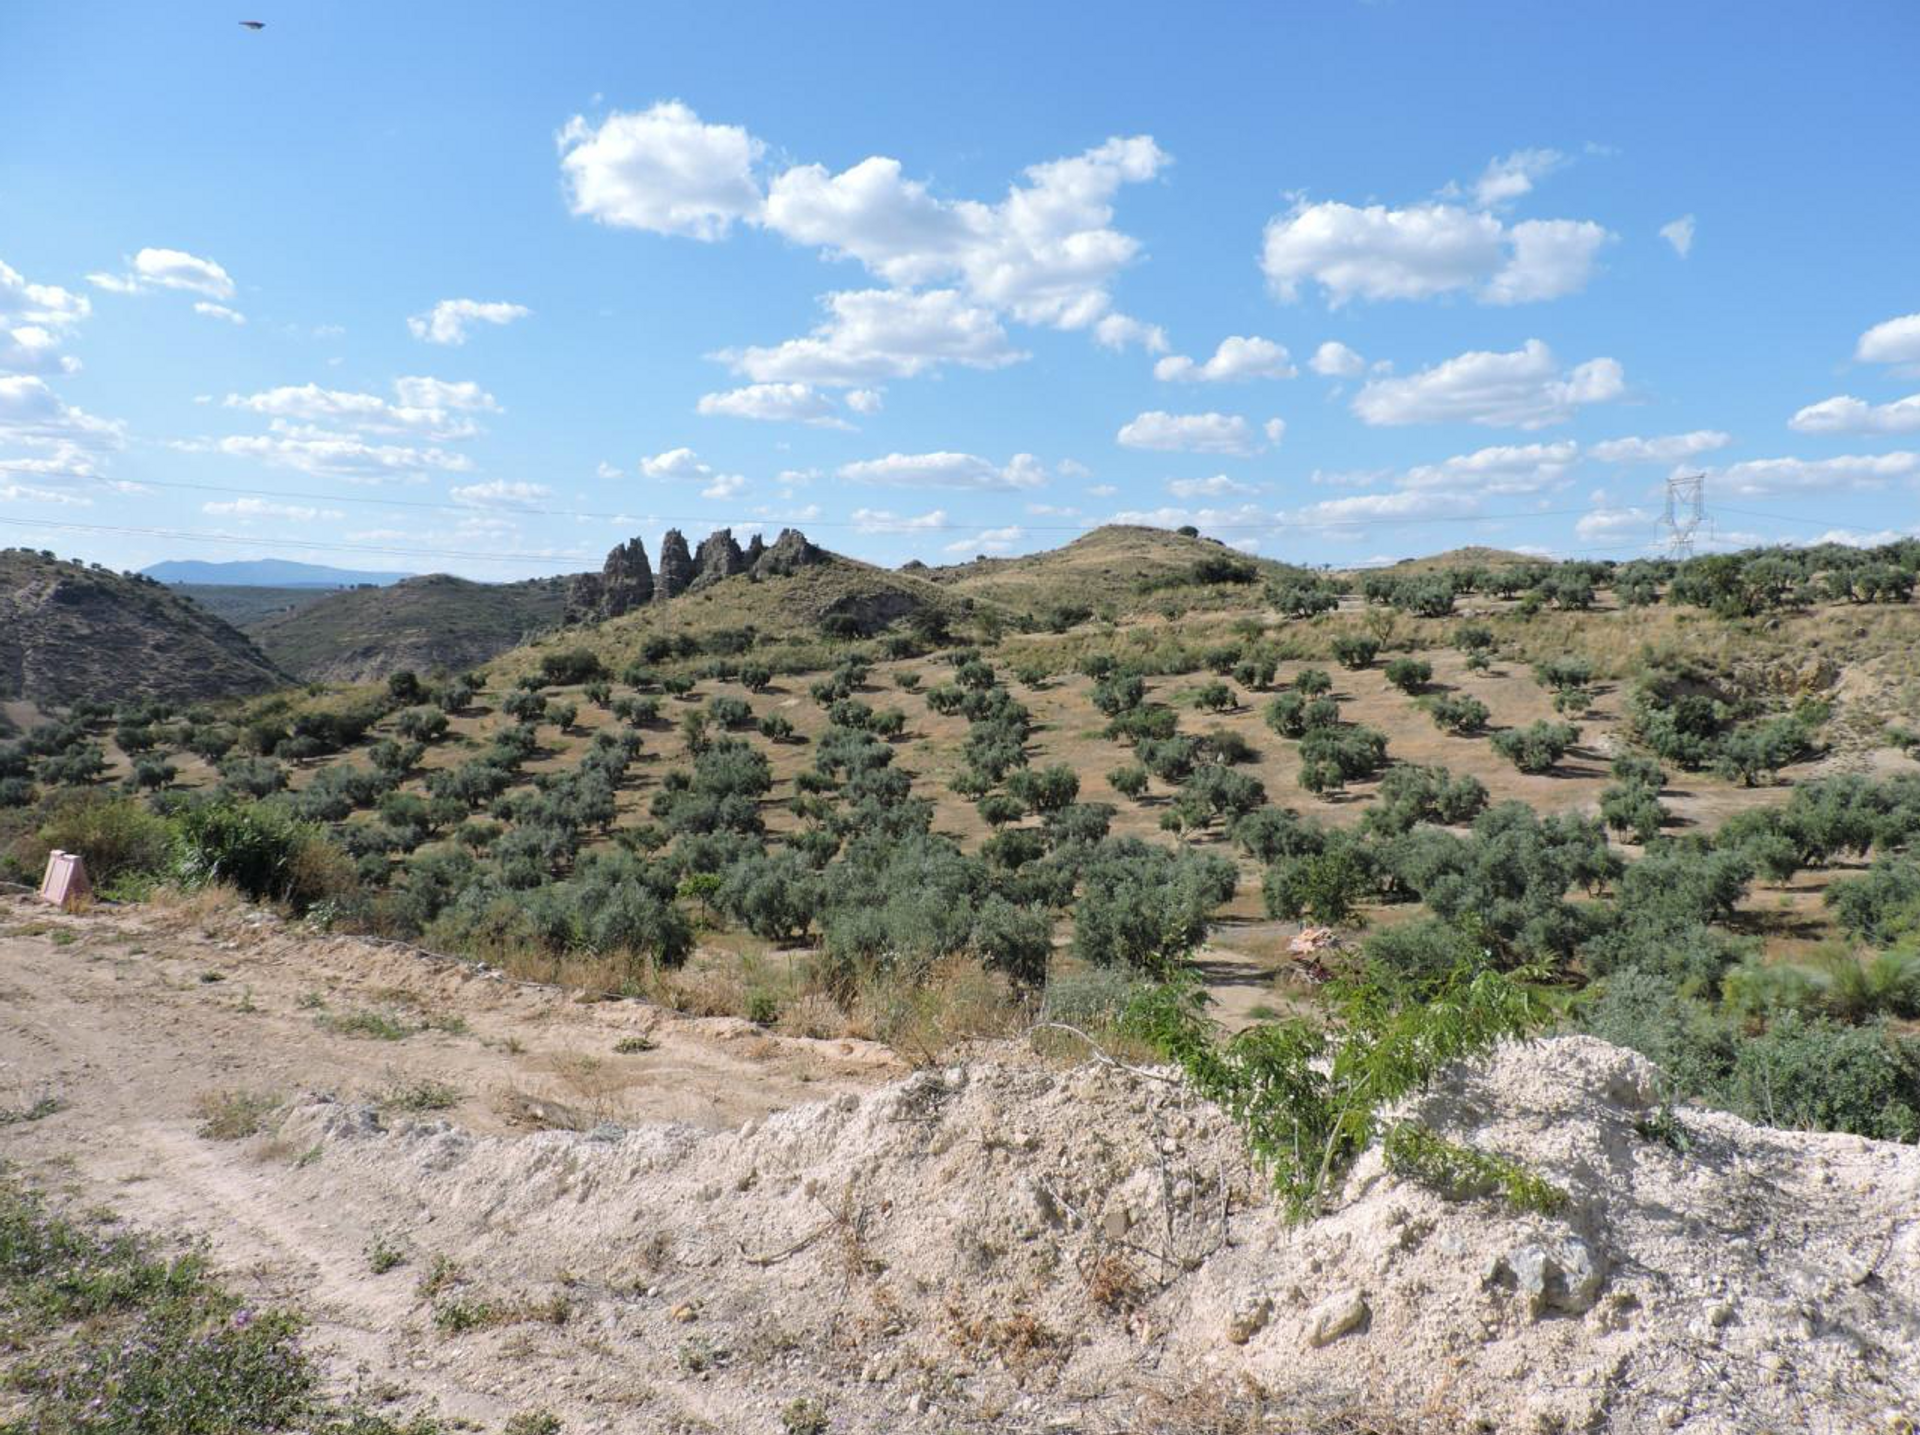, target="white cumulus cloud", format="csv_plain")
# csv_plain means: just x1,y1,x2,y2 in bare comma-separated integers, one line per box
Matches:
1660,215,1696,258
408,298,530,345
720,288,1022,386
1309,340,1365,378
696,382,850,428
2,258,91,328
1262,200,1610,307
1400,441,1579,494
1855,313,1920,373
852,507,948,533
1575,506,1657,542
1473,148,1567,207
837,451,1047,491
91,247,236,300
763,134,1168,337
451,479,551,508
1706,452,1918,497
203,497,343,522
560,106,1169,375
1116,410,1269,456
945,525,1022,555
558,101,764,240
1168,474,1256,499
1352,341,1624,429
194,302,246,325
223,377,497,441
1588,431,1731,463
1280,489,1481,529
1154,335,1294,383
640,447,712,480
1788,393,1920,435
